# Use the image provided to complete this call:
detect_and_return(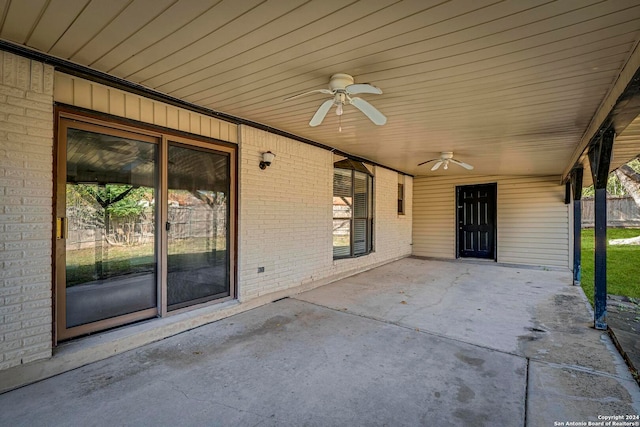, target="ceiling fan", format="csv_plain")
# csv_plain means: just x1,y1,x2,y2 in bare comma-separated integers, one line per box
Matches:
284,73,386,128
418,152,474,171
